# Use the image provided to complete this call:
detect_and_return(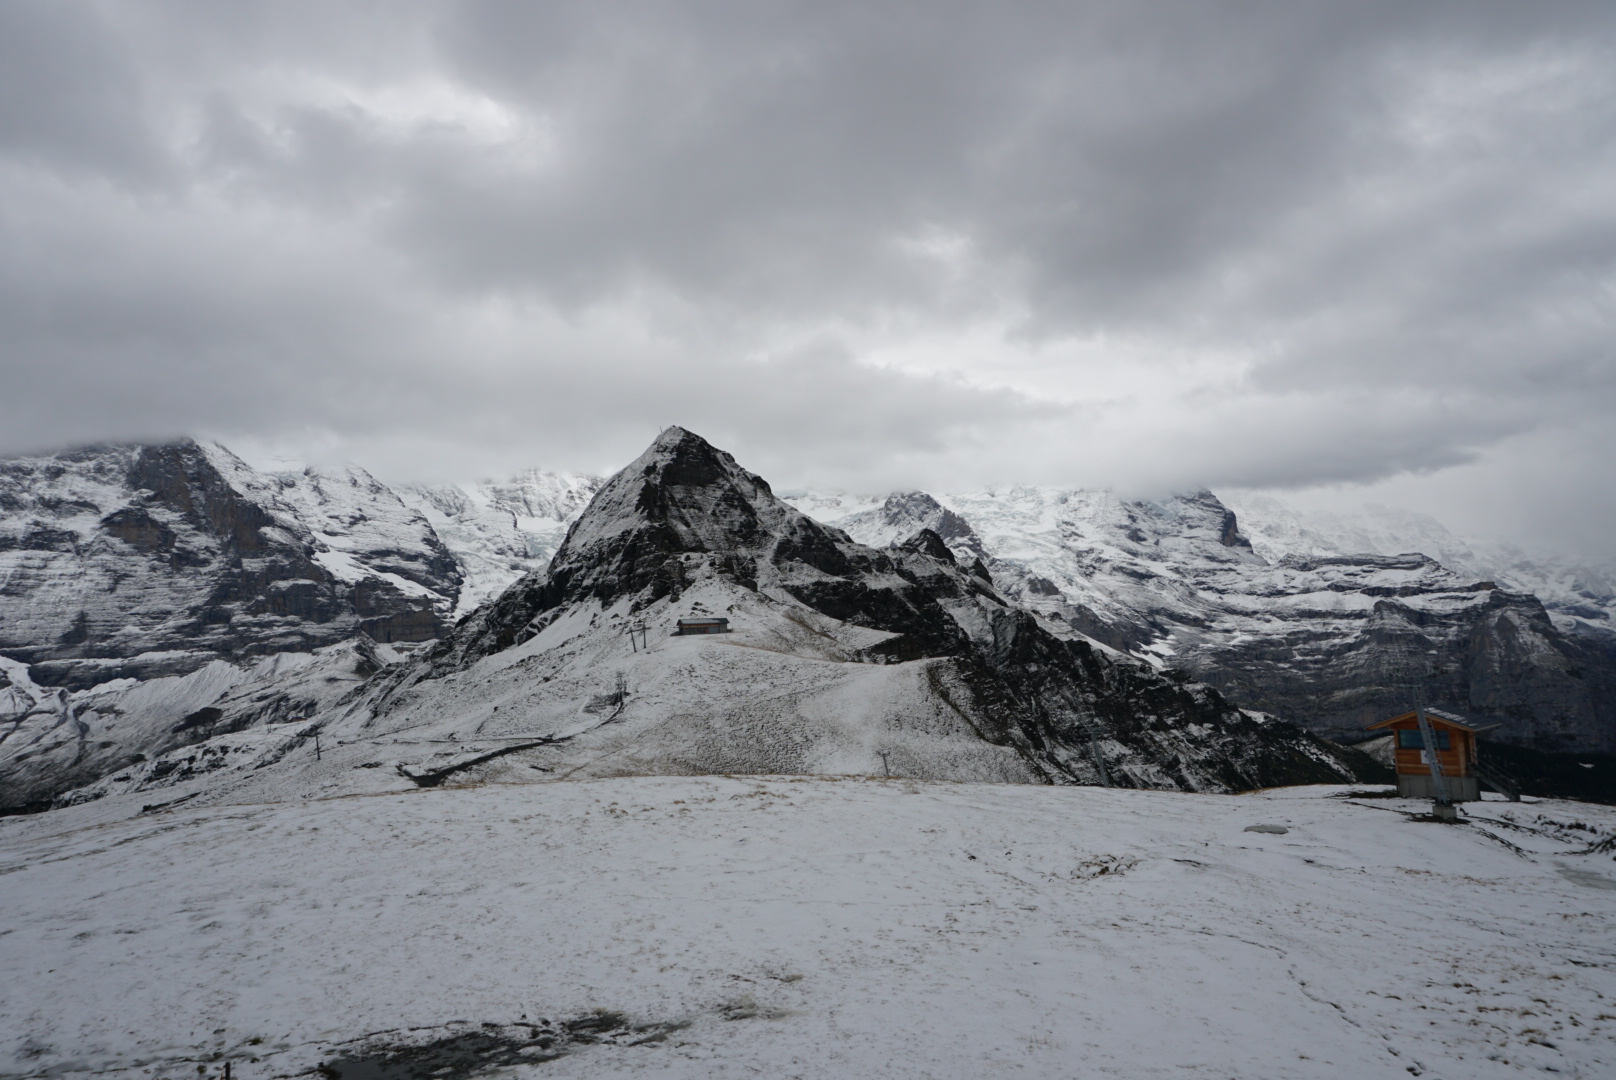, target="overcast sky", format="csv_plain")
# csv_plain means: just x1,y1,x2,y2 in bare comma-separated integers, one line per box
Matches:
2,1,1613,556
